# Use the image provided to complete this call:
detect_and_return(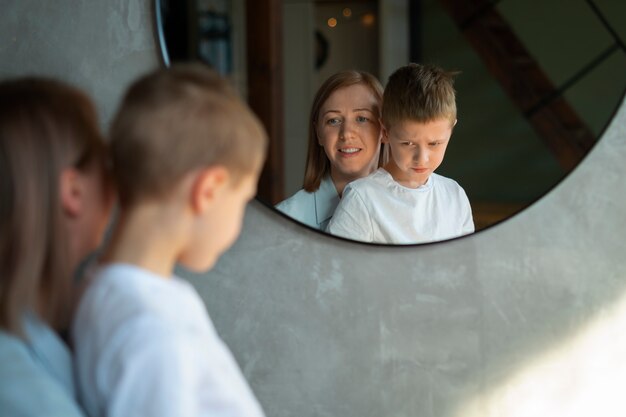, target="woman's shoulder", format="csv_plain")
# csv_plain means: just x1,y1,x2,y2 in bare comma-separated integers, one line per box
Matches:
275,188,317,226
276,188,315,212
0,327,86,417
275,177,339,230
